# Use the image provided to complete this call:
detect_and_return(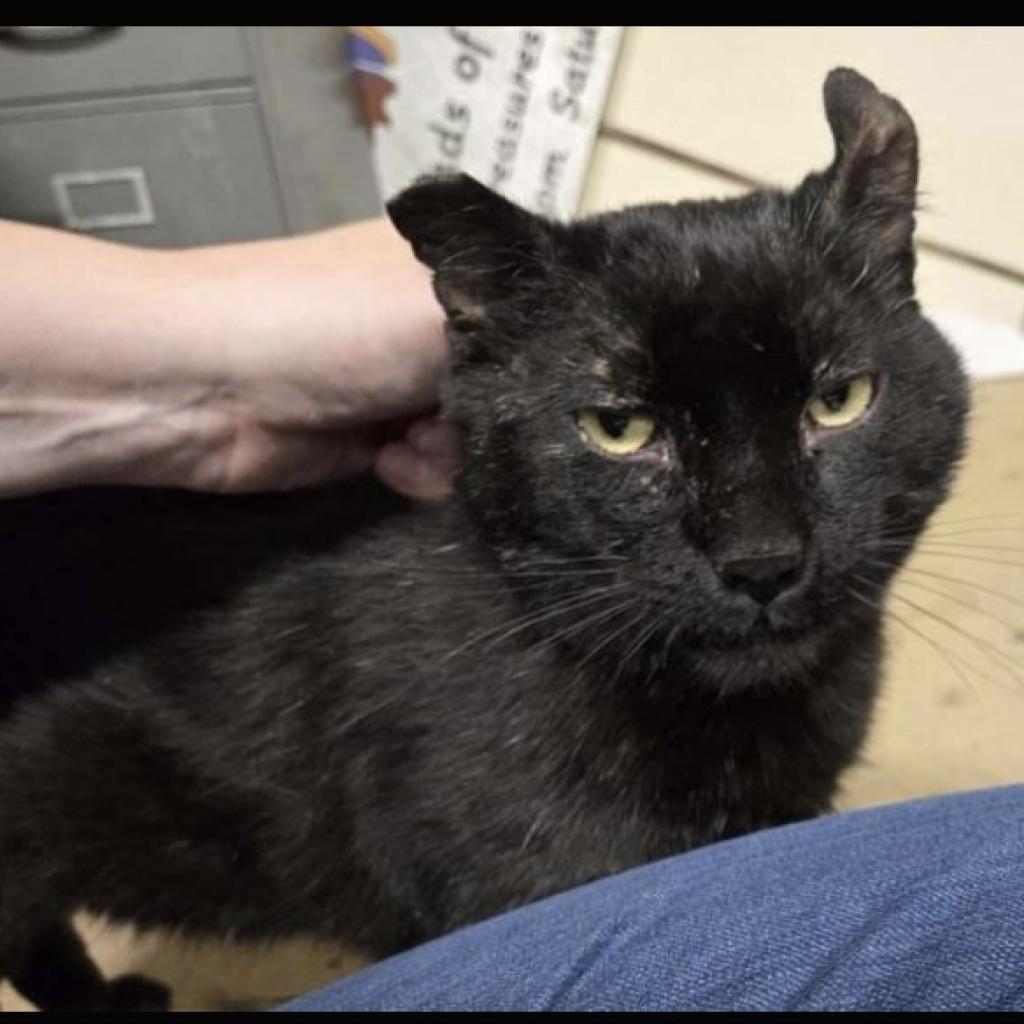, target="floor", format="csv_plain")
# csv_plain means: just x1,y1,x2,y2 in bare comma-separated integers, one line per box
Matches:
838,374,1024,808
4,374,1023,1012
